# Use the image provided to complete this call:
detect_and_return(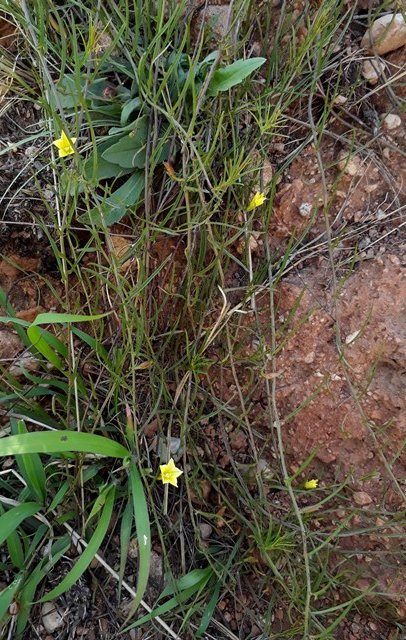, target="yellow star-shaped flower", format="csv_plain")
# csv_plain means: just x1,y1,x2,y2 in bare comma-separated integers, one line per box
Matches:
246,191,266,211
158,458,183,487
53,130,77,158
304,478,319,490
